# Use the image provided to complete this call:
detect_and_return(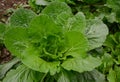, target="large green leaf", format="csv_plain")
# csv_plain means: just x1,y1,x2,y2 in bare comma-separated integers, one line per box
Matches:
41,1,72,21
75,70,105,82
21,50,60,75
57,69,105,82
85,18,108,50
4,27,28,56
0,58,19,79
62,56,101,73
9,8,36,27
29,14,61,36
65,12,86,33
64,31,88,58
2,64,44,82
